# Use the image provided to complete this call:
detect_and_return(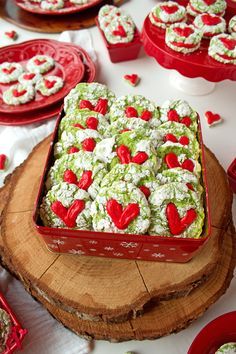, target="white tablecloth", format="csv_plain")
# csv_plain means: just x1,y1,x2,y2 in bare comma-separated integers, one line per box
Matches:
0,1,235,353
